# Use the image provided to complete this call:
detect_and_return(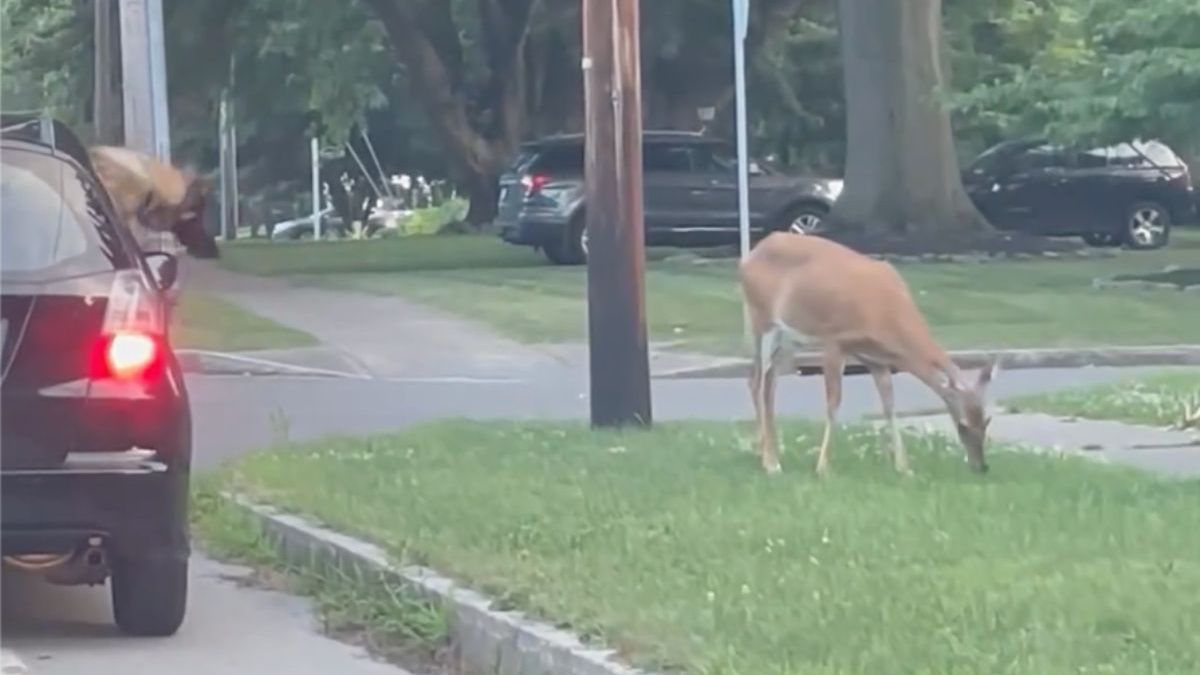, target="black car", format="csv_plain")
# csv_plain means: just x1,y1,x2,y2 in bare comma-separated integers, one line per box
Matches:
495,130,844,264
963,138,1195,249
1,114,192,636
